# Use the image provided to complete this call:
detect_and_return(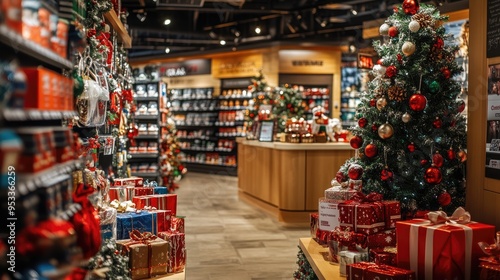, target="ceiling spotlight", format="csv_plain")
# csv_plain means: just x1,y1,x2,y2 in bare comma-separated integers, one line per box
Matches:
209,31,217,39
231,28,241,37
351,9,358,15
164,19,171,25
220,40,226,45
165,47,170,53
349,43,356,53
137,12,147,22
255,26,261,34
